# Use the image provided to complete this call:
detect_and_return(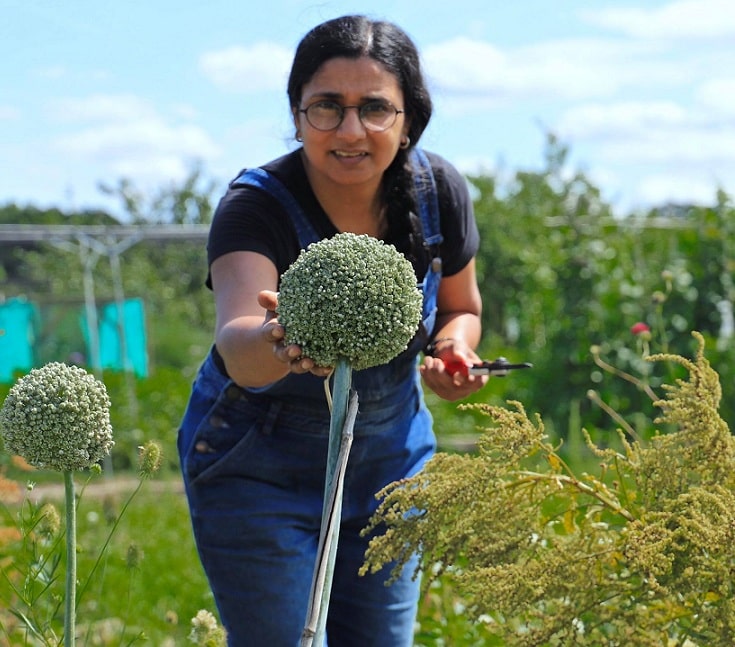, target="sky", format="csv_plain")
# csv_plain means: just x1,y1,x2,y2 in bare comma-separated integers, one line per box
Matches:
2,0,734,220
